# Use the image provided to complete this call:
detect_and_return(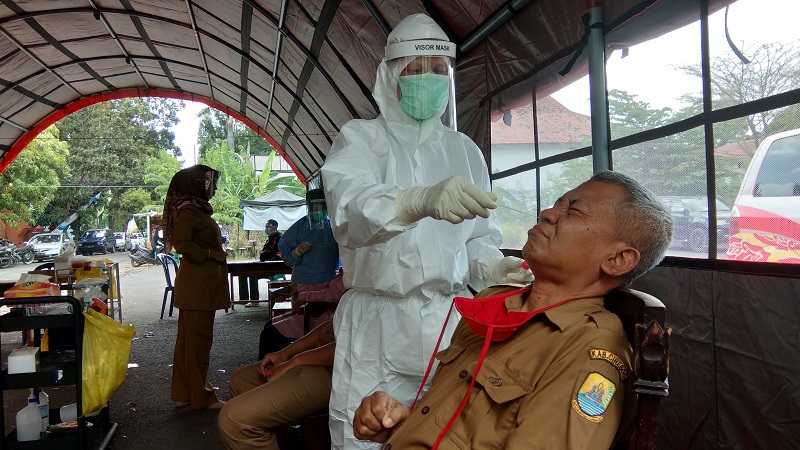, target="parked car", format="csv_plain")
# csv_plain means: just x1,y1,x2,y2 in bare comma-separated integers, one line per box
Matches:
76,228,115,255
27,232,74,261
129,233,146,250
660,196,731,253
727,128,800,263
113,232,130,252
